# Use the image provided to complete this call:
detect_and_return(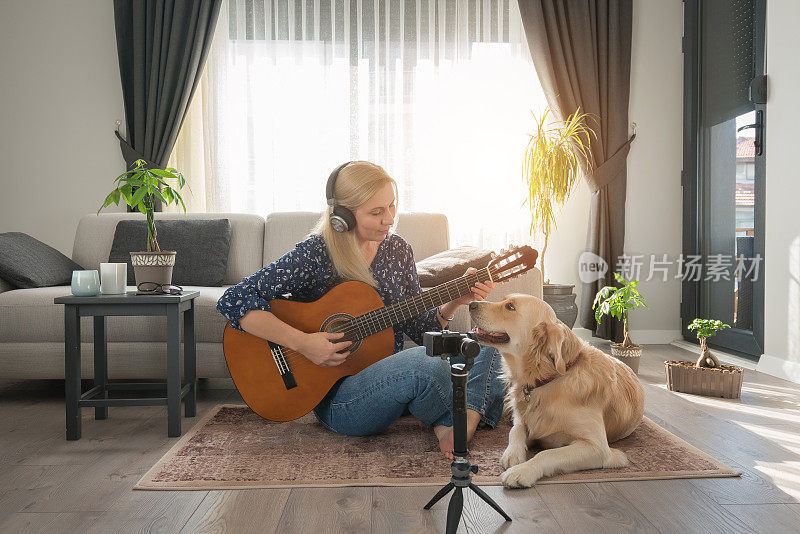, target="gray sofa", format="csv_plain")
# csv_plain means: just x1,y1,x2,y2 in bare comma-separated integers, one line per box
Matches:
0,212,542,379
